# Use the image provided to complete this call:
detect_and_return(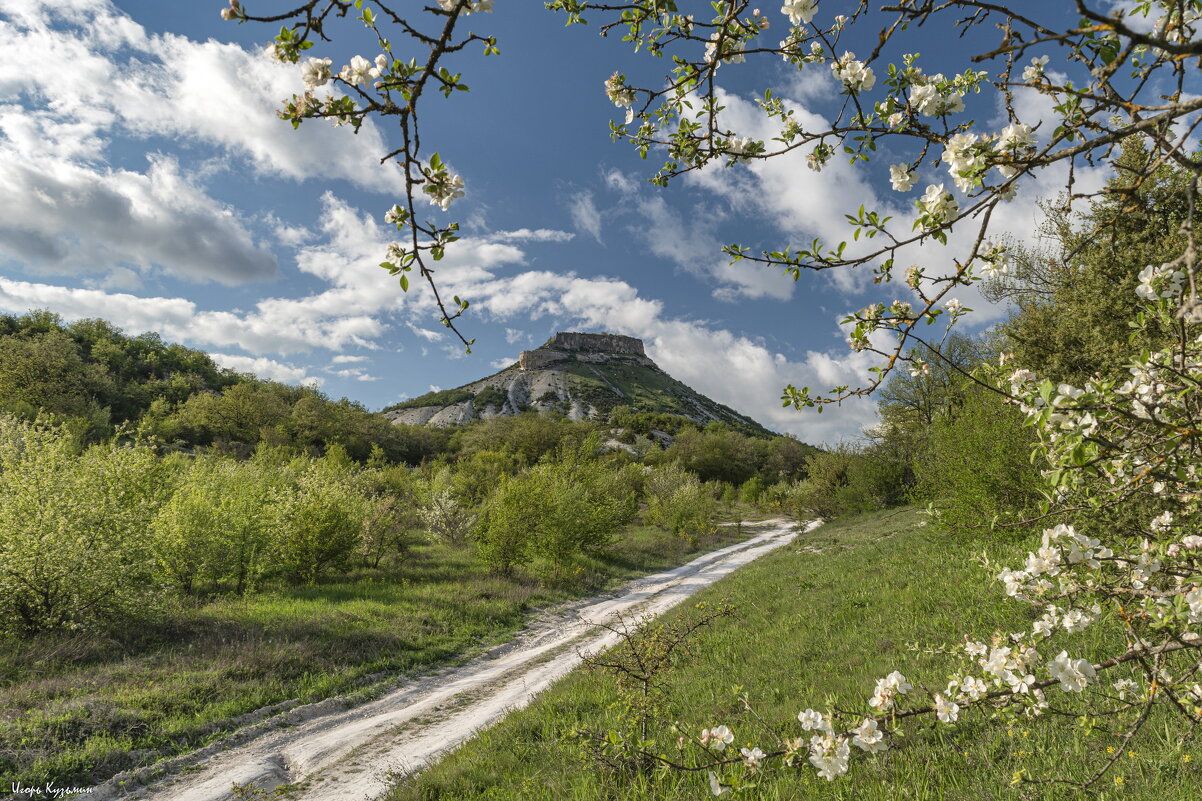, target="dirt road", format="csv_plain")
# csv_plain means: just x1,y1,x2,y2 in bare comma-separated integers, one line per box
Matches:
102,518,813,801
